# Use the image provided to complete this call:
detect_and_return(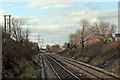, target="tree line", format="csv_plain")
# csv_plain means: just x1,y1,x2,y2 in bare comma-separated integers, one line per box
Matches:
69,19,116,50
